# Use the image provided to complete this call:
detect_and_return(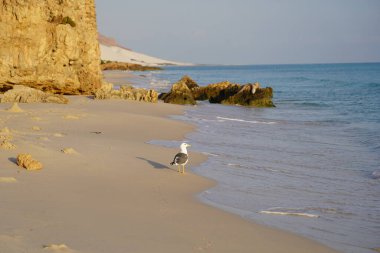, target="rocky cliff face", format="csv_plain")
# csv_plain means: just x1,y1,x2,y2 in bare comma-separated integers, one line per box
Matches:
0,0,102,94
